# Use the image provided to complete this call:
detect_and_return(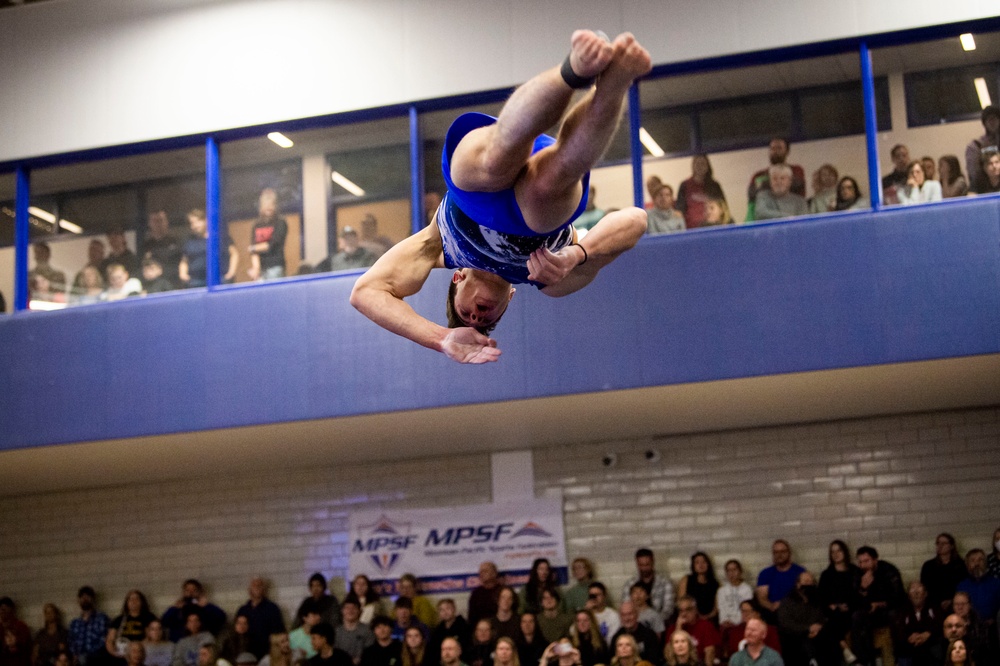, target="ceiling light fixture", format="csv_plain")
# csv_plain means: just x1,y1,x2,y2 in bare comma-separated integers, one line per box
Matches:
960,33,976,51
639,127,665,157
331,171,365,196
28,206,83,234
974,77,992,108
267,132,294,148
